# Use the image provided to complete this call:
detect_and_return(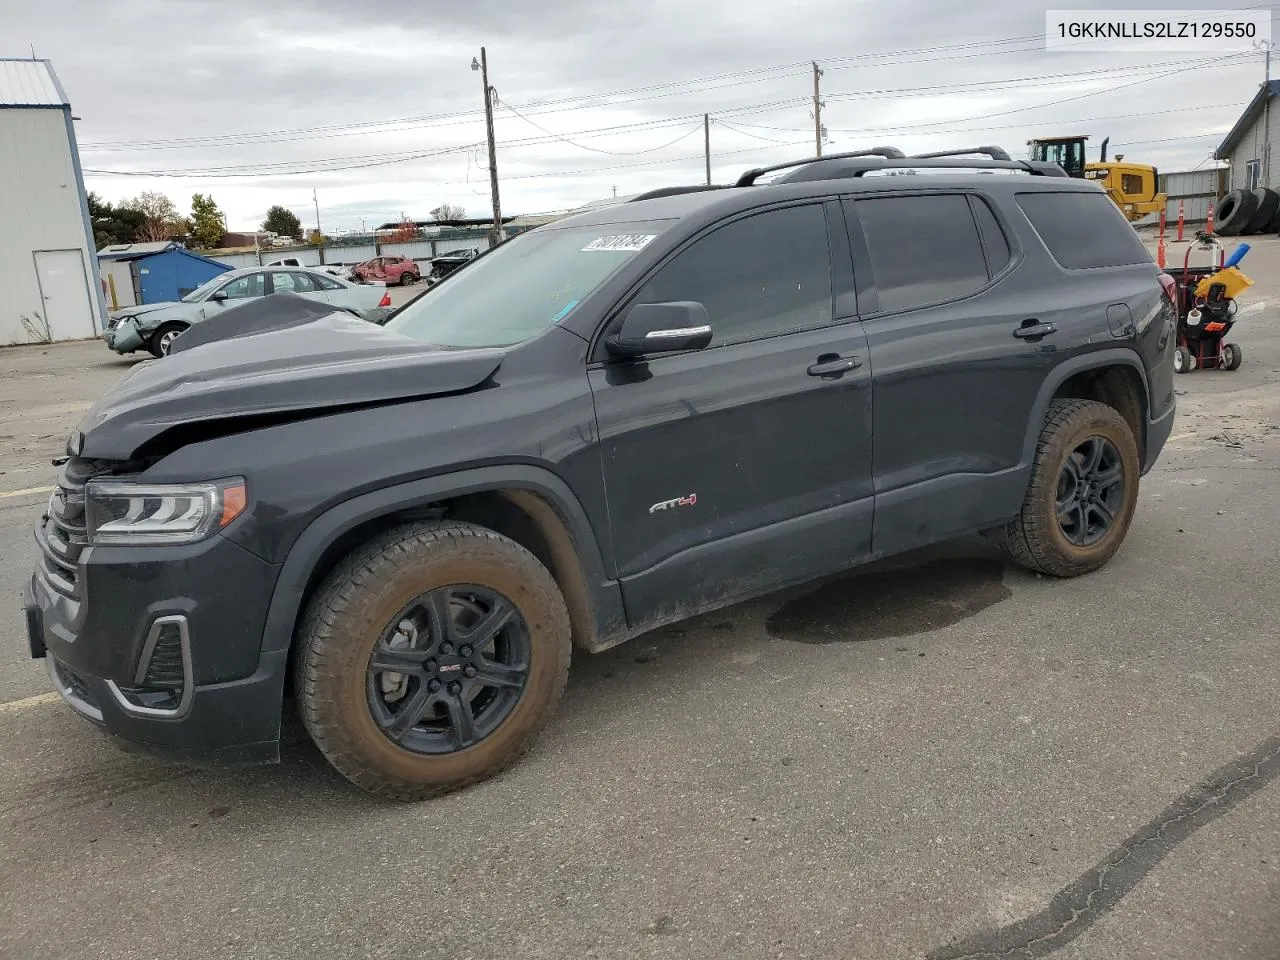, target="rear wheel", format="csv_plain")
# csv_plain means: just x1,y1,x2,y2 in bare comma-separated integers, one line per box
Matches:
999,399,1140,578
294,521,571,800
148,322,188,358
1223,342,1243,370
400,271,417,286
